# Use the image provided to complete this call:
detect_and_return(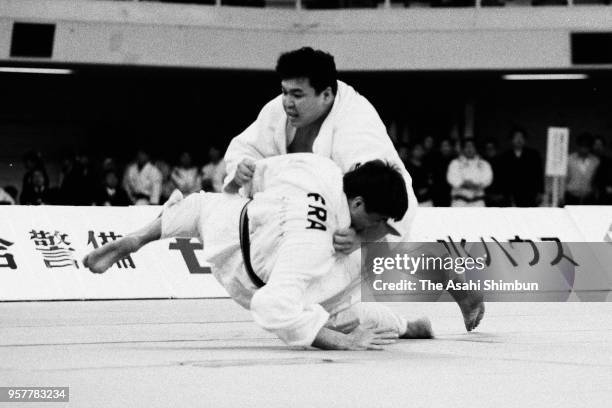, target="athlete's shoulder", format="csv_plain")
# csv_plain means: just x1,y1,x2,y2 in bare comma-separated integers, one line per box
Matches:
258,94,285,121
